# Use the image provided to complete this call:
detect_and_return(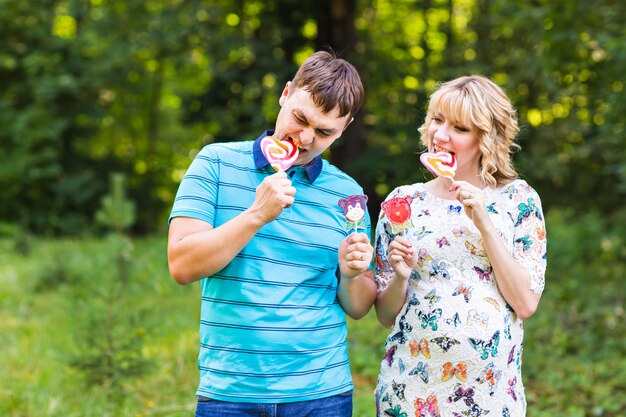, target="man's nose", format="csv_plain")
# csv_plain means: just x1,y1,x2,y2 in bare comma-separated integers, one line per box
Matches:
299,127,315,145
